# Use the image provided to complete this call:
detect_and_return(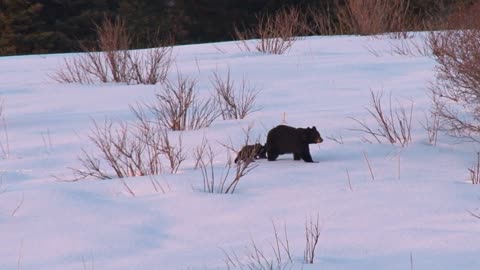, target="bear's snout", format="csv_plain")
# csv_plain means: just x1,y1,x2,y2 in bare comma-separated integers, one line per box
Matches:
316,137,323,143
